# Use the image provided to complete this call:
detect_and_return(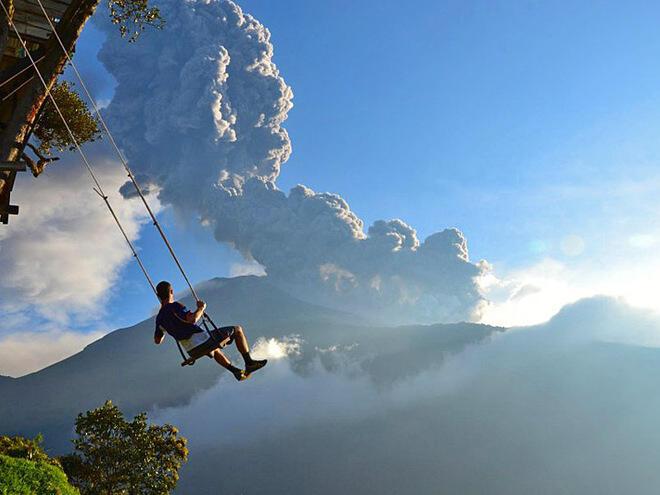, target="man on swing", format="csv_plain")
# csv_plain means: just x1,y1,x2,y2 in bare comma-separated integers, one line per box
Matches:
153,281,267,381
